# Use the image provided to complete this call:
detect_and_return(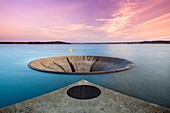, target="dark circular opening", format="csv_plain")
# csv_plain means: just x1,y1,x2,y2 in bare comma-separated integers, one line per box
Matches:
67,85,101,99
